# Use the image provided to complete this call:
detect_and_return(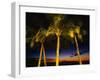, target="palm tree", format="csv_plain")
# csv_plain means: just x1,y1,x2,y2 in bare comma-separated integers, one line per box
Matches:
67,25,83,65
30,28,47,67
46,15,64,66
